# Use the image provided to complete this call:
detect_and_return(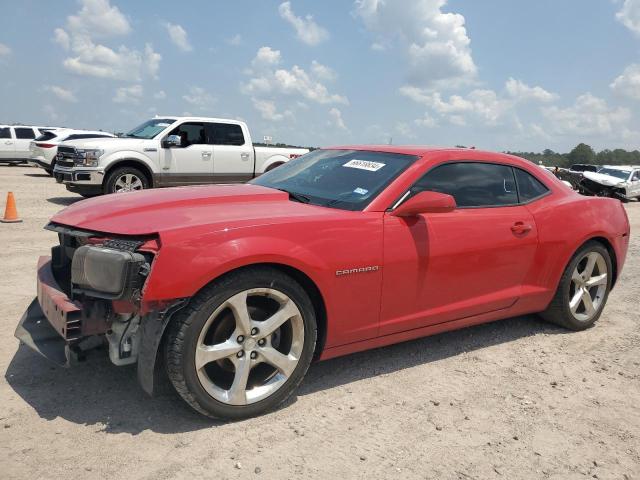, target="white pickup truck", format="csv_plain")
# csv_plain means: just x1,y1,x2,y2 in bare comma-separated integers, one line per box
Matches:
53,116,309,196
